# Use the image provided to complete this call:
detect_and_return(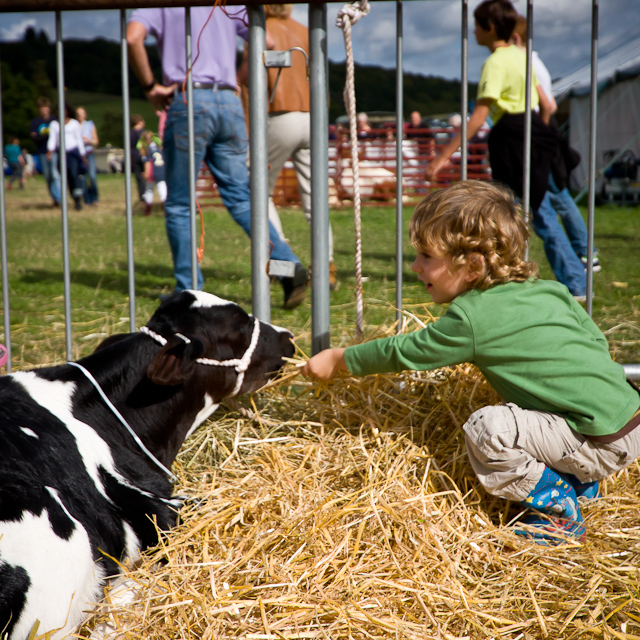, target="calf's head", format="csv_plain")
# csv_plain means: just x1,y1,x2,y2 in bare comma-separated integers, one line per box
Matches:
141,291,294,399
